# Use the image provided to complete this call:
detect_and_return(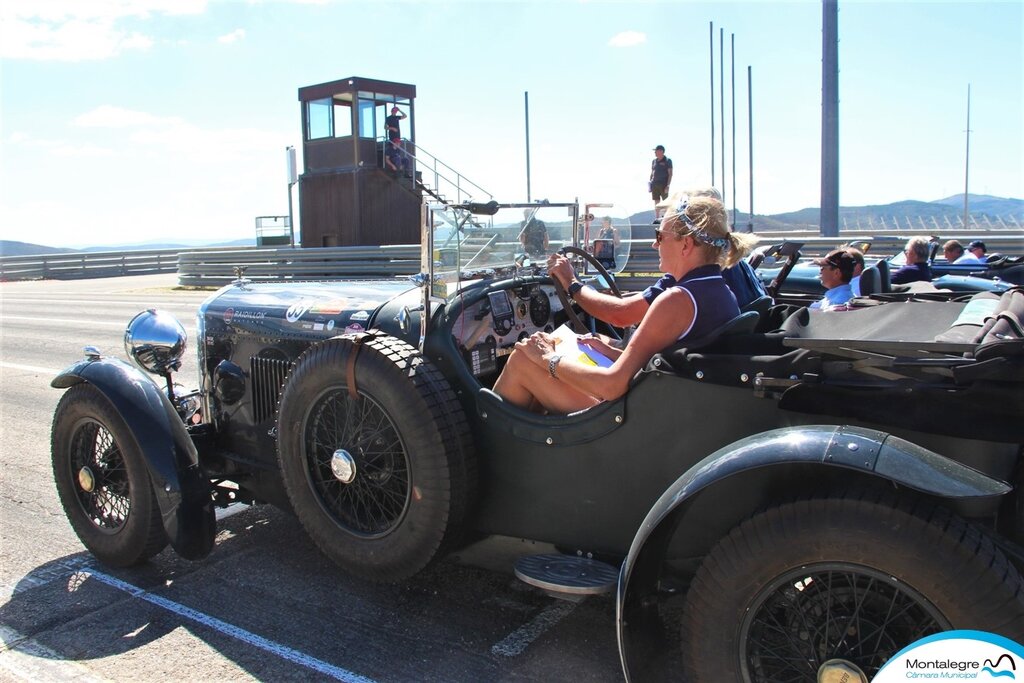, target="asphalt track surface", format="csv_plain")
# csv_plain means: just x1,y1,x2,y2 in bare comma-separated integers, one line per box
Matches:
0,274,631,683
